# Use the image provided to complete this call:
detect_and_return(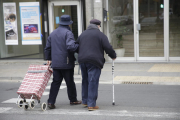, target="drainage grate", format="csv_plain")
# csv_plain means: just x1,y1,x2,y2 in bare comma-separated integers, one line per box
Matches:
122,81,153,84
